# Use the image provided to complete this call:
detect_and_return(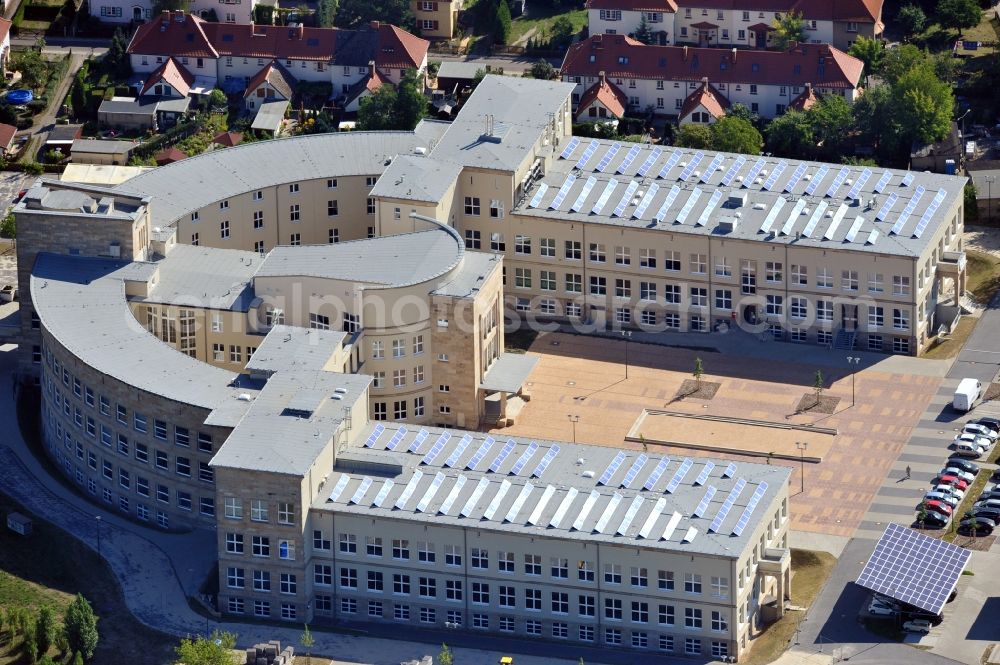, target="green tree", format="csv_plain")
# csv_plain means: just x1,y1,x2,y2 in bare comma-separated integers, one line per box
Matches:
808,94,853,160
0,214,11,240
24,629,38,664
209,88,228,109
851,83,898,157
813,369,824,402
357,70,426,131
771,11,806,50
394,70,428,129
335,0,414,31
64,595,99,661
253,4,275,23
316,0,337,26
673,123,713,149
709,115,762,154
693,357,704,389
174,631,239,665
897,4,927,35
879,44,930,84
725,102,761,128
38,656,57,665
36,606,57,656
848,36,883,84
528,60,555,80
765,110,815,158
11,49,46,89
964,182,979,222
438,644,454,665
550,16,575,46
937,0,981,37
72,652,84,665
495,0,512,44
300,624,315,659
633,14,654,44
892,66,953,145
917,501,928,528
